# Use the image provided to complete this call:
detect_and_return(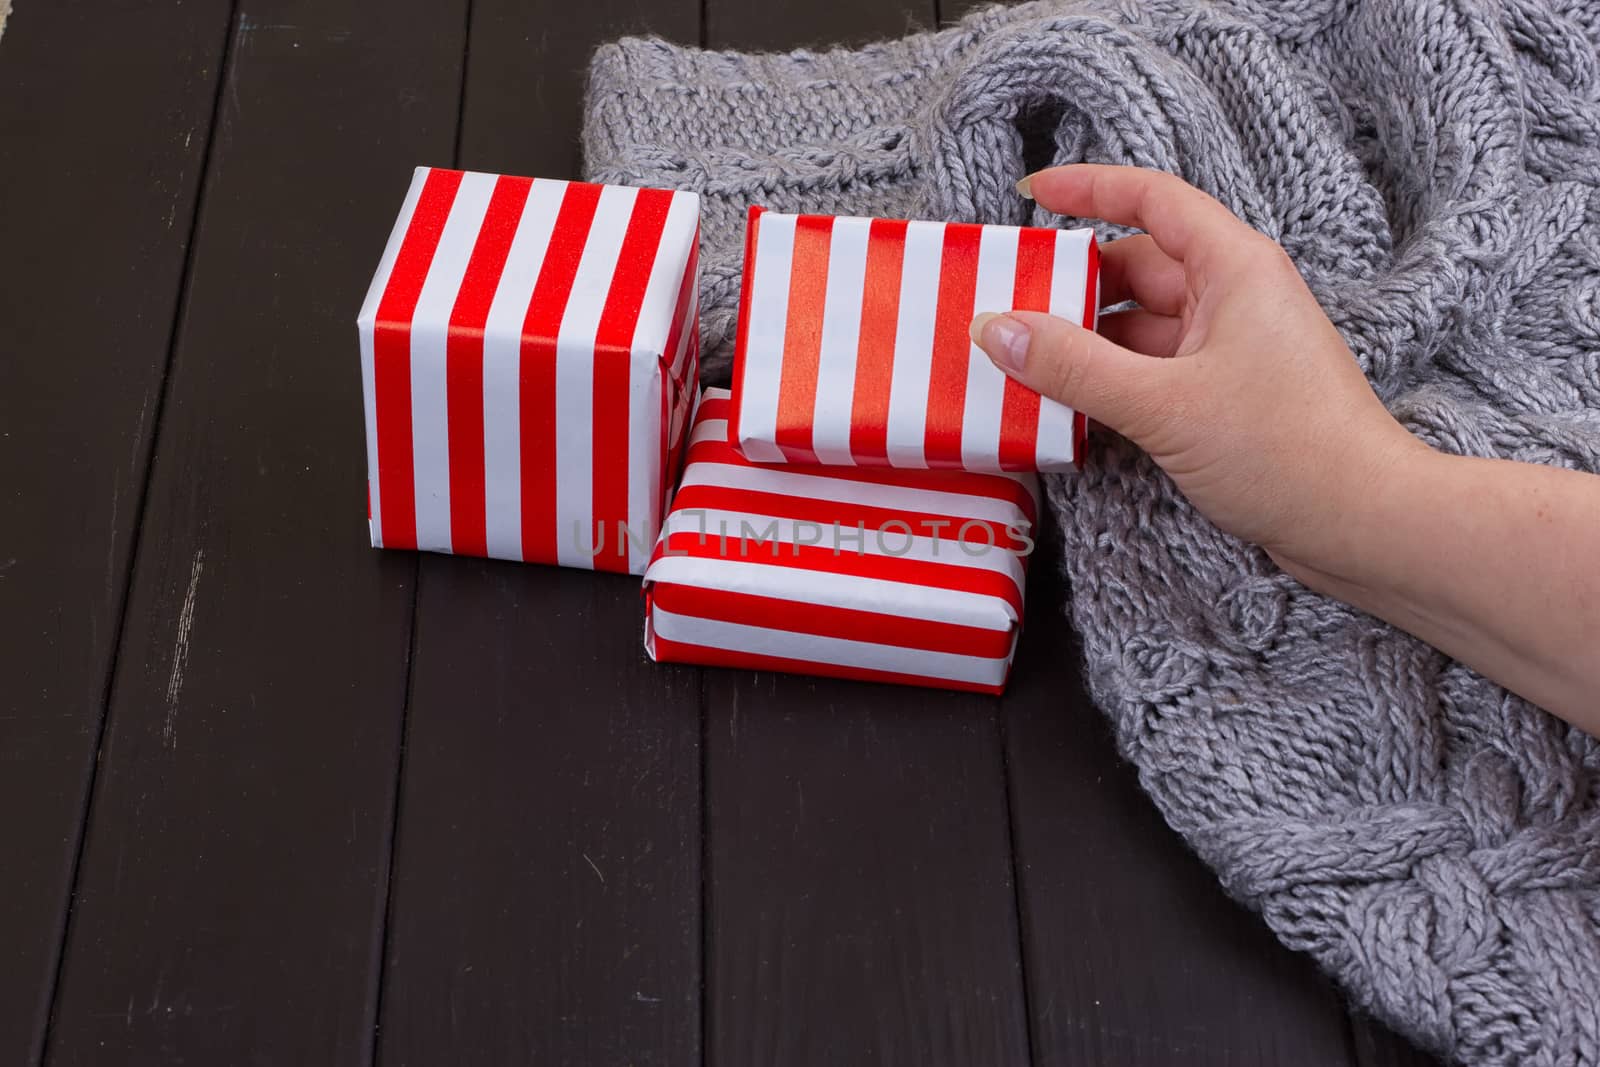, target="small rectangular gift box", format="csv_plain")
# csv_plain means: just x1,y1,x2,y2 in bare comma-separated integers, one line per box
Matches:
357,167,700,574
643,389,1039,694
729,207,1098,473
